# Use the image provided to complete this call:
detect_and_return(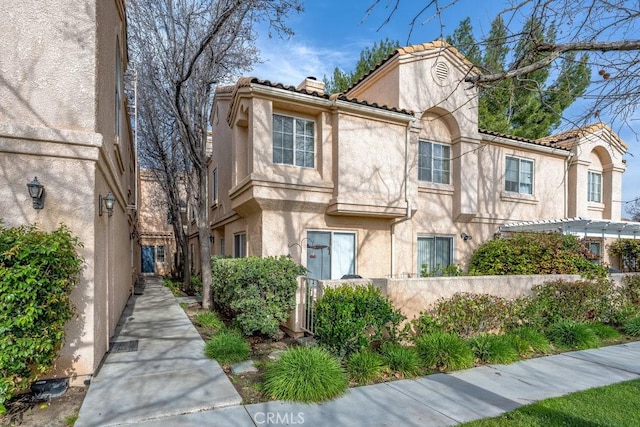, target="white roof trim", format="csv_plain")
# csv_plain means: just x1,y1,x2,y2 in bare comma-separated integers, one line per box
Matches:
500,217,640,238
